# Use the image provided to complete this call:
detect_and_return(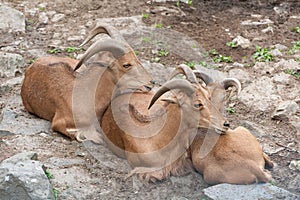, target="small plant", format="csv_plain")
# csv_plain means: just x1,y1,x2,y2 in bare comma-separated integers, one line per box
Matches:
65,47,79,53
187,0,193,6
29,58,38,64
289,41,300,54
142,13,150,19
155,23,163,29
158,49,169,57
226,41,238,48
45,169,54,179
209,49,232,63
176,1,180,7
252,46,274,62
39,6,45,12
134,50,139,56
285,68,300,79
226,107,236,114
295,57,300,62
53,188,59,200
47,48,61,54
291,26,300,35
142,37,151,43
185,61,196,69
